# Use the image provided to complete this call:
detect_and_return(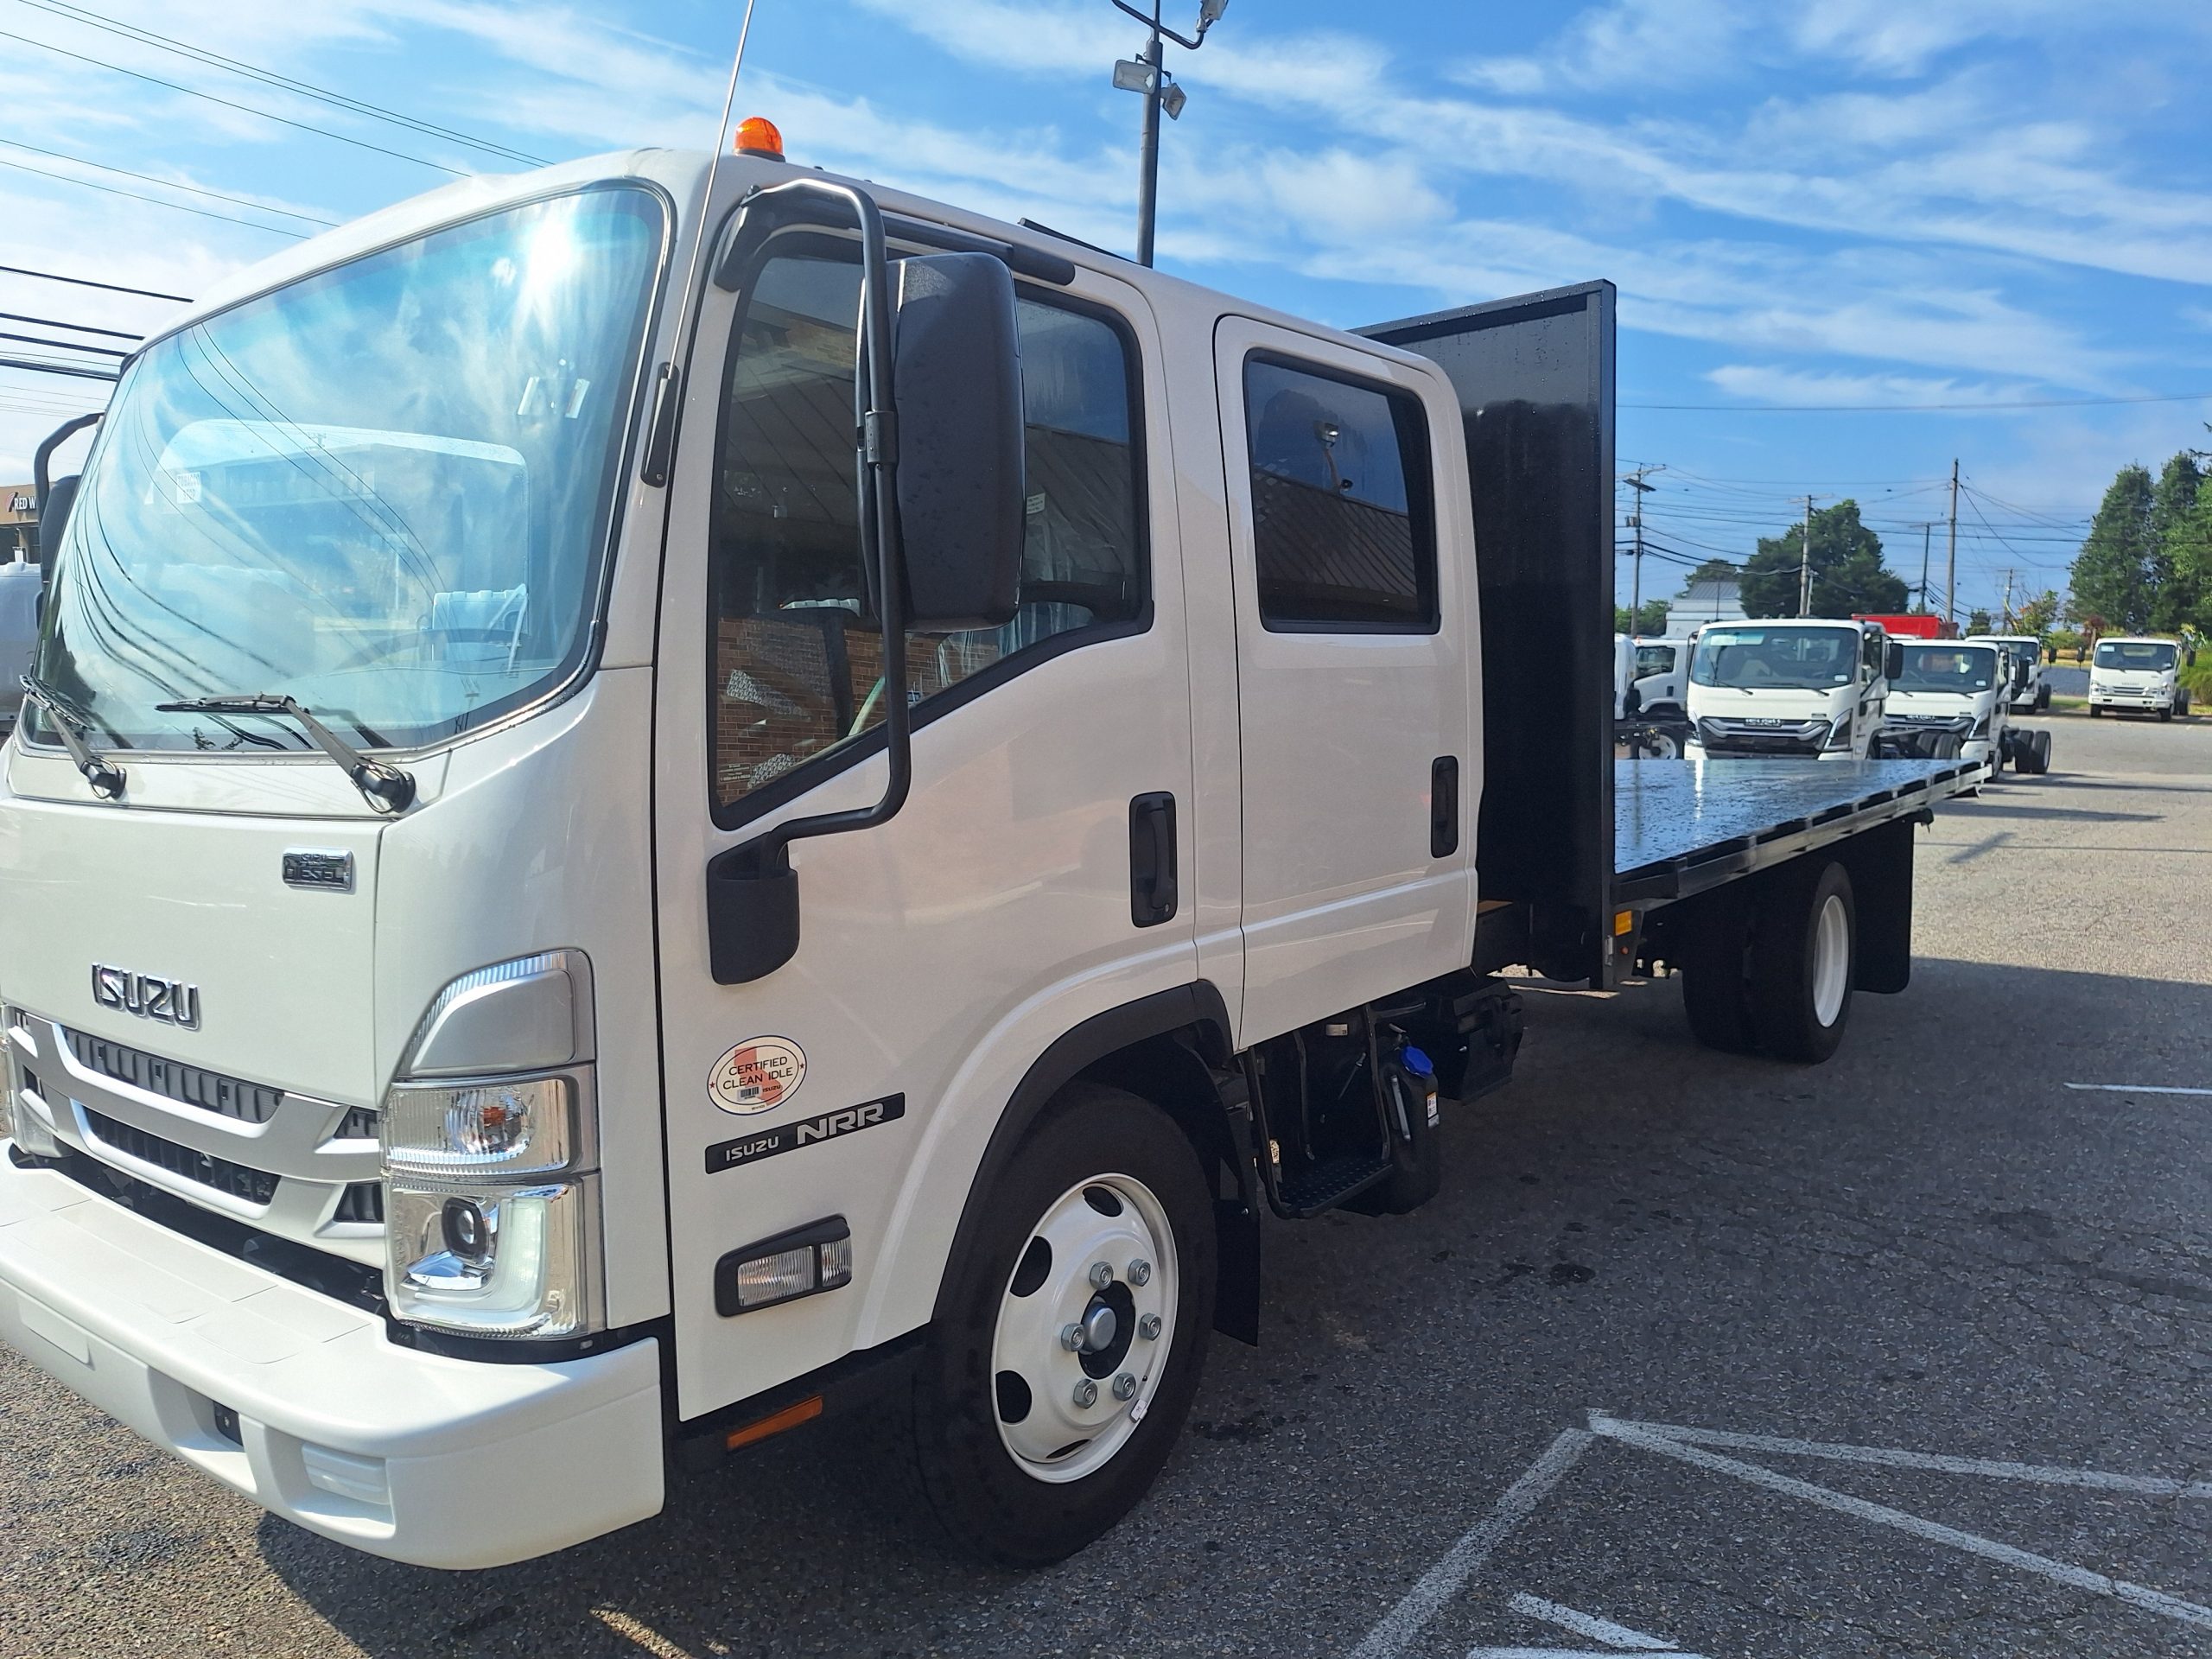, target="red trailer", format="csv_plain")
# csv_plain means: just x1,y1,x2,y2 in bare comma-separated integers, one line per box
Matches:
1857,613,1951,639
